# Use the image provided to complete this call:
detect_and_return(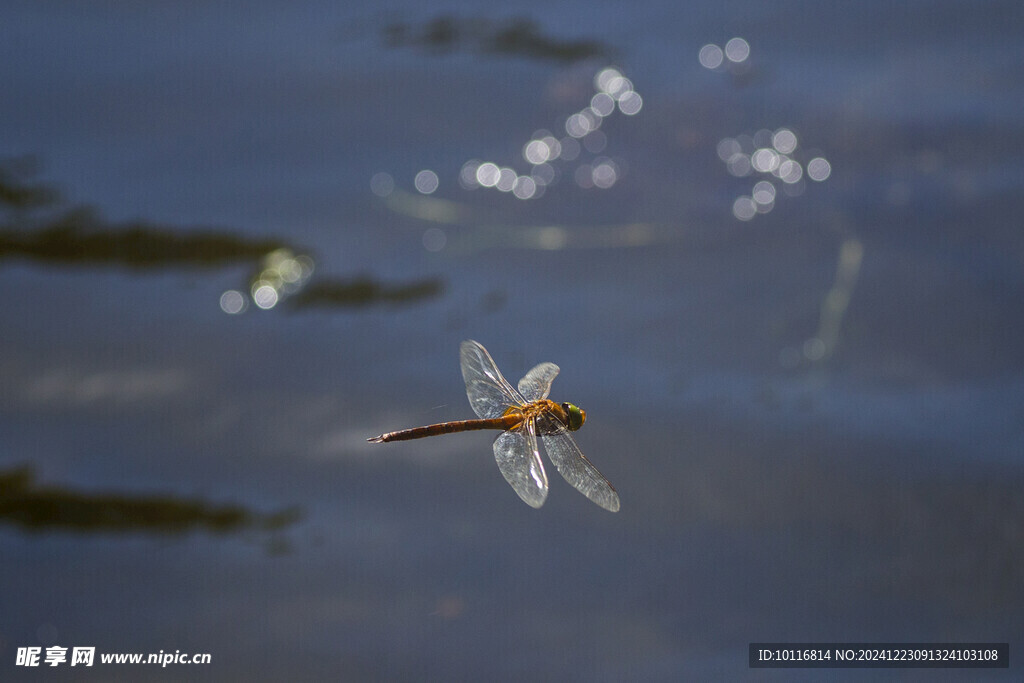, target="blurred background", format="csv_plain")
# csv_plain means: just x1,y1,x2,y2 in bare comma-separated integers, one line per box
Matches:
1,0,1022,679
